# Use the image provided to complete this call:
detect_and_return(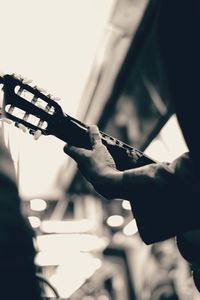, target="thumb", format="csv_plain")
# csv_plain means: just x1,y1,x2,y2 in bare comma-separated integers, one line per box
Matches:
64,143,91,163
63,144,81,161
